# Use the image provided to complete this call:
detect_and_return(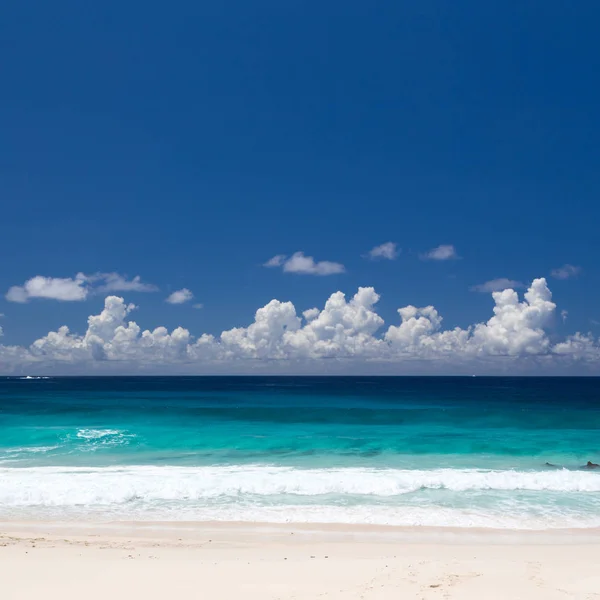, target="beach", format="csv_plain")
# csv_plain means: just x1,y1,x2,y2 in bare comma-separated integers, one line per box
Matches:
2,377,600,598
2,522,600,599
